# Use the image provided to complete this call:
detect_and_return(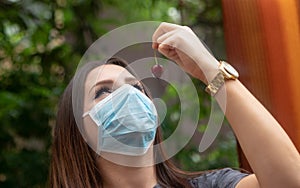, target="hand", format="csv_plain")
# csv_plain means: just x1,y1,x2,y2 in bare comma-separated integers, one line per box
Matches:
152,22,219,84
